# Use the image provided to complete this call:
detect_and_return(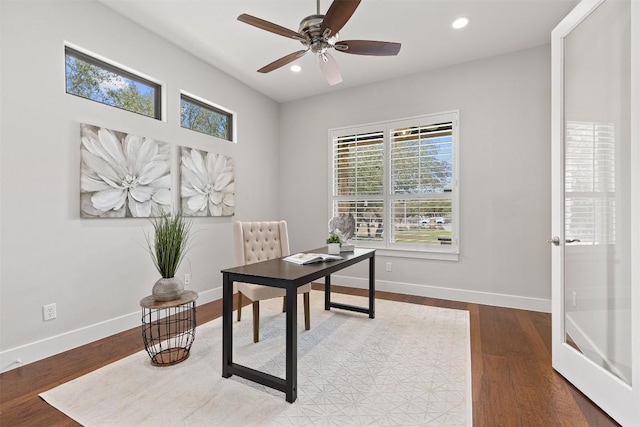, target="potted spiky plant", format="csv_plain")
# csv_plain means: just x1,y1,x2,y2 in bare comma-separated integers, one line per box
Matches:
146,210,192,301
